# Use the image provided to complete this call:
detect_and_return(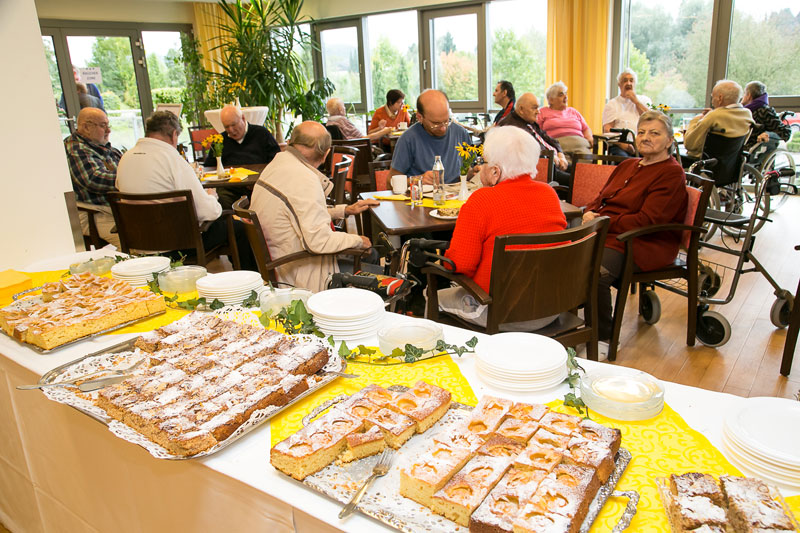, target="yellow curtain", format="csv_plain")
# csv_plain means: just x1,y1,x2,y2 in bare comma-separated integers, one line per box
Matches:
192,3,229,75
546,0,610,134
